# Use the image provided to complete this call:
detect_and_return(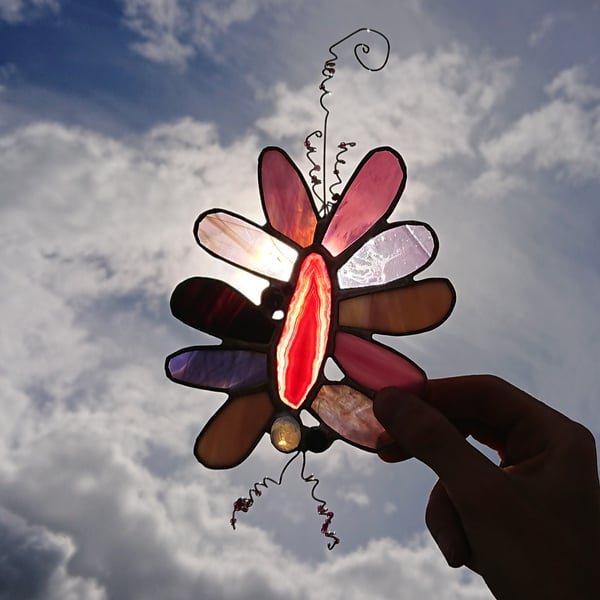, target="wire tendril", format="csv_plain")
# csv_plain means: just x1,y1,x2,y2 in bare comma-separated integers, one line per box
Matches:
230,451,340,550
305,27,390,217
